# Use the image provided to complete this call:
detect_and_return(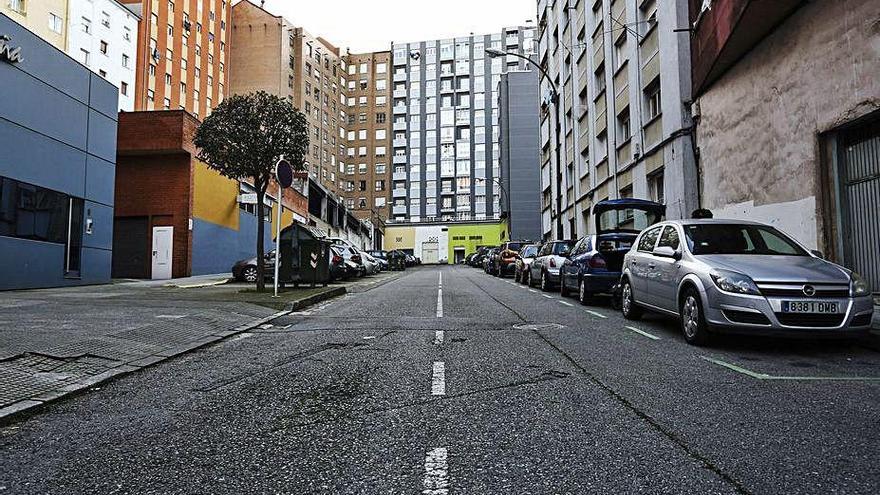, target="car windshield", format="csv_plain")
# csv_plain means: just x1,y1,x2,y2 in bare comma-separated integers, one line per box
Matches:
506,242,524,252
597,207,663,233
552,241,575,255
521,246,539,257
684,224,808,256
